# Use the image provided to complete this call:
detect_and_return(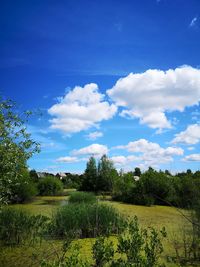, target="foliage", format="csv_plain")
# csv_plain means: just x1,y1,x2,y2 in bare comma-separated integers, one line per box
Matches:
81,155,118,192
61,173,84,190
41,217,166,267
112,171,136,203
8,169,37,203
112,168,200,208
134,167,141,177
29,169,39,183
80,156,98,192
38,176,63,196
93,217,167,267
93,237,114,267
0,207,49,245
97,155,118,192
49,203,126,239
68,191,96,204
0,98,40,204
41,241,90,267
